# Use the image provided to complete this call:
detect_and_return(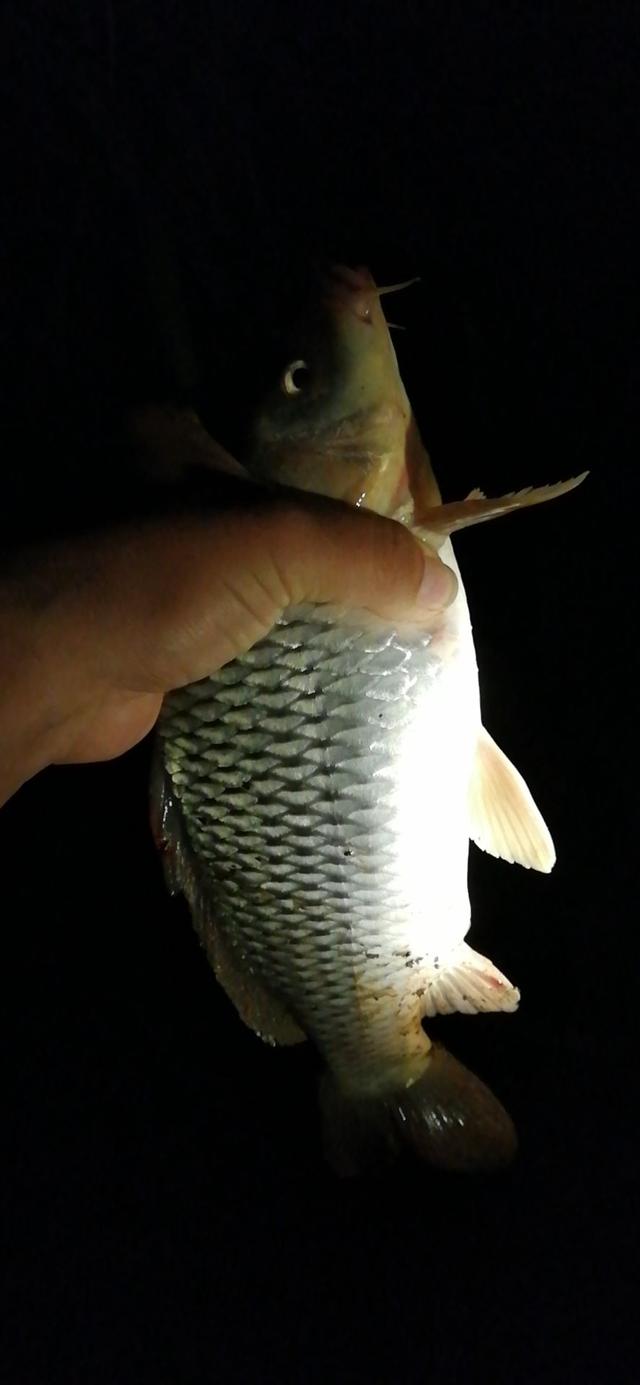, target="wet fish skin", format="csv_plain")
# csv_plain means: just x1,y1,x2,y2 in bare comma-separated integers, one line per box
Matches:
159,582,484,1096
153,265,585,1171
